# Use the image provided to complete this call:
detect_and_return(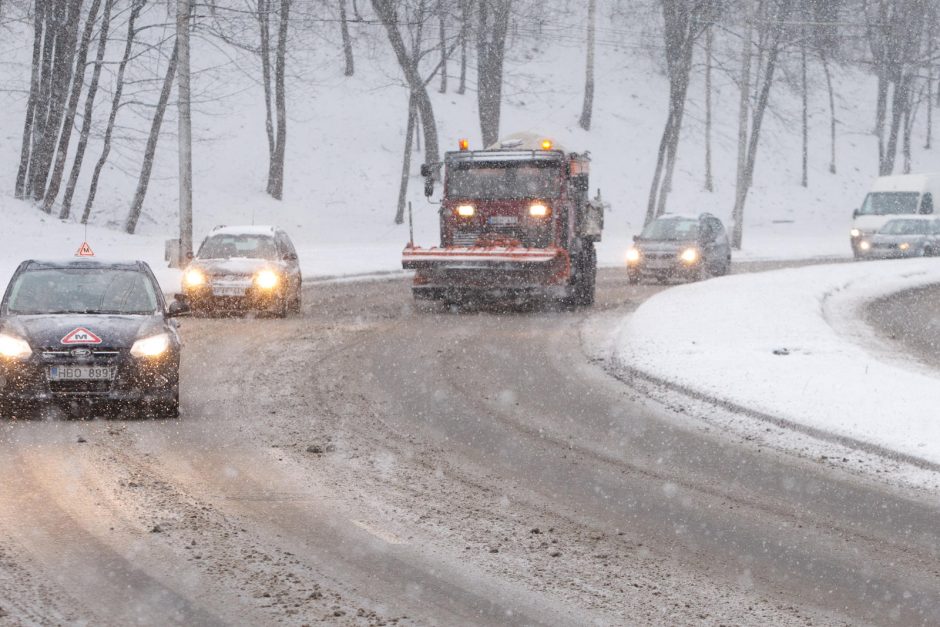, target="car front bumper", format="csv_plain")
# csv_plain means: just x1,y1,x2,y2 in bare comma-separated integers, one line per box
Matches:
0,351,179,405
